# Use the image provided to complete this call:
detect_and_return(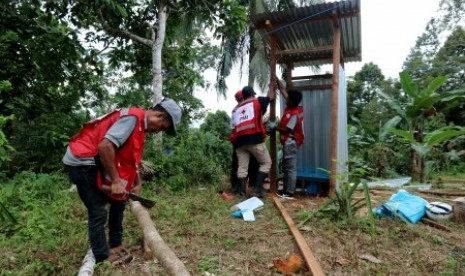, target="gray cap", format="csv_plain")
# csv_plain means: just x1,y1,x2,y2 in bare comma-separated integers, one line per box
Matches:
158,98,182,135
